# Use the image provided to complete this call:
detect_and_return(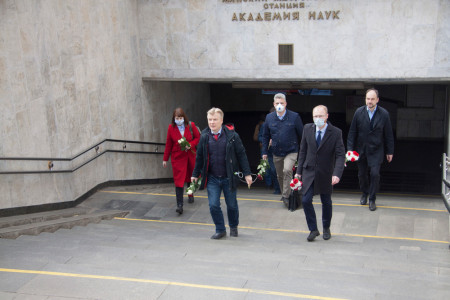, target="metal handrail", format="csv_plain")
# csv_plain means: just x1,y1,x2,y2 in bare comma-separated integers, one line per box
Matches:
0,139,165,175
441,153,450,213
